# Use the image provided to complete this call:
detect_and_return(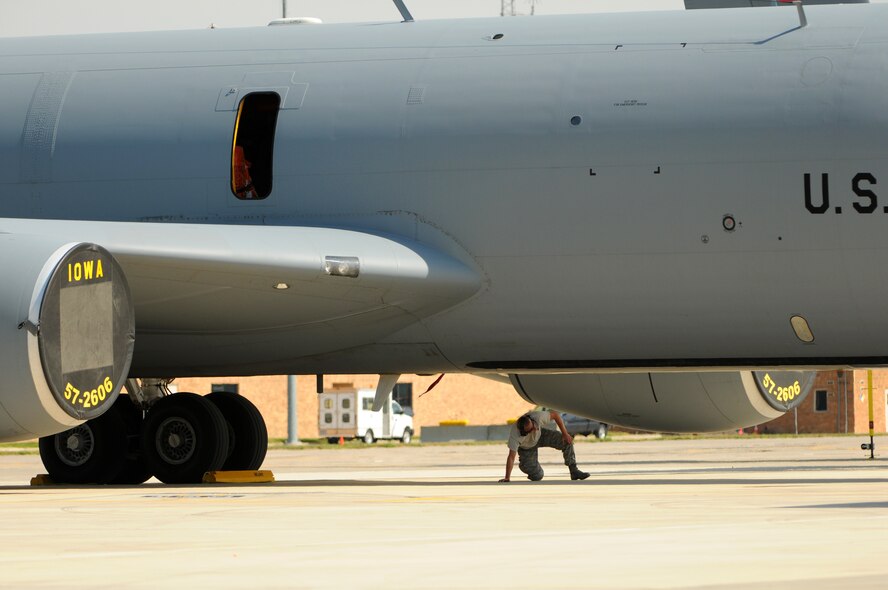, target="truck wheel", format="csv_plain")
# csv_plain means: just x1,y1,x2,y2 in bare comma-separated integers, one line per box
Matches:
362,430,375,444
596,425,608,439
400,429,412,444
